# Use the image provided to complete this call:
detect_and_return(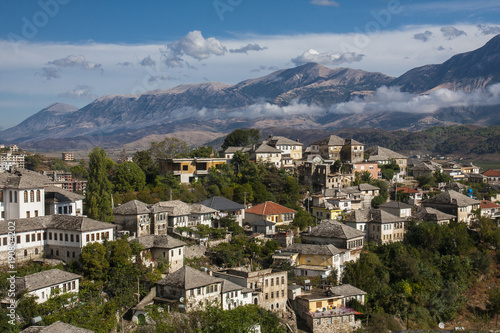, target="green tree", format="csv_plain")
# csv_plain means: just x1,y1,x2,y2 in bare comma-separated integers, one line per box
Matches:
79,242,109,281
488,286,500,326
70,165,88,179
112,161,146,193
25,154,42,170
292,209,315,231
221,128,260,149
149,137,190,159
85,147,114,222
189,146,214,158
